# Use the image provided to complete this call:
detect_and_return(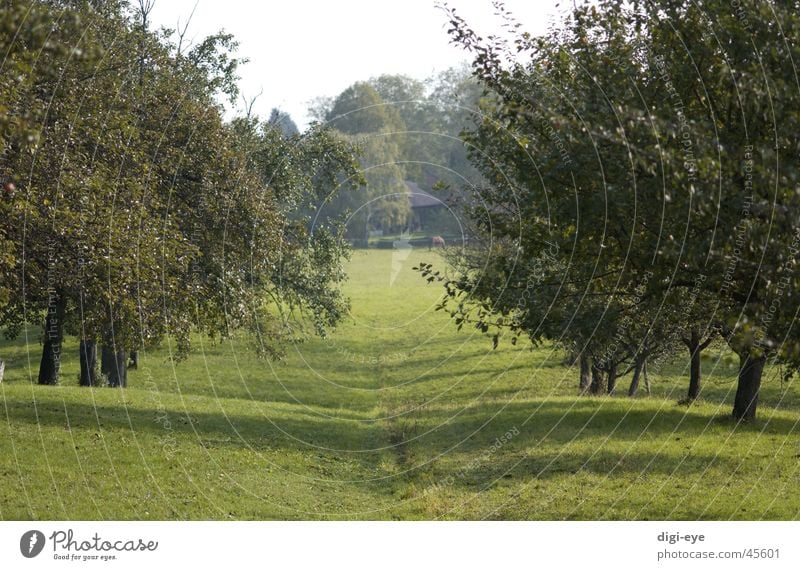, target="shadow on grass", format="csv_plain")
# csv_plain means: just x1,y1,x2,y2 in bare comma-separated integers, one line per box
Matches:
381,397,800,458
2,396,384,453
10,392,794,462
116,352,537,406
433,448,736,487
